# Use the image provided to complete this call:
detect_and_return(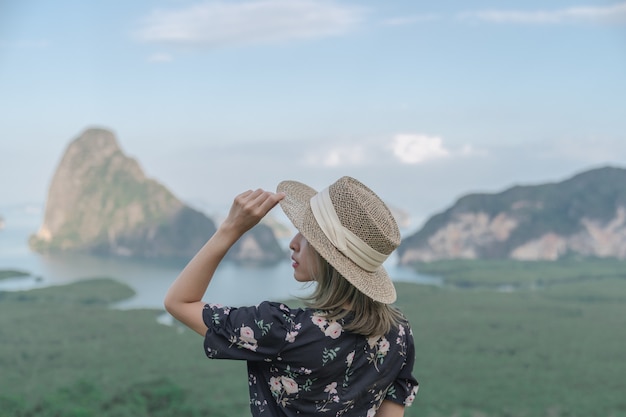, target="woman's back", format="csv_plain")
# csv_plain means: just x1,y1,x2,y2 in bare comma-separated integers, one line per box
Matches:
203,301,417,416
